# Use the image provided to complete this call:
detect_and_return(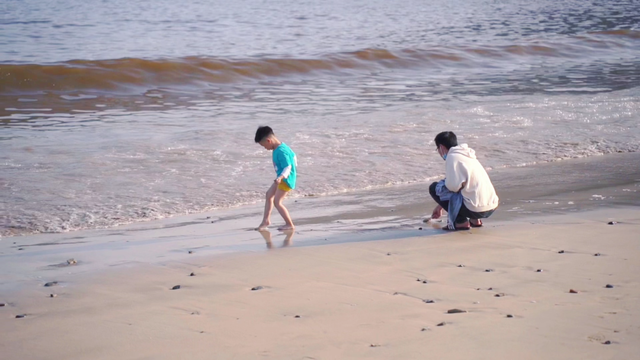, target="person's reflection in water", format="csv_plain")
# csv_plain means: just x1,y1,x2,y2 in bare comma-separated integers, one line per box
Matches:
259,229,294,249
